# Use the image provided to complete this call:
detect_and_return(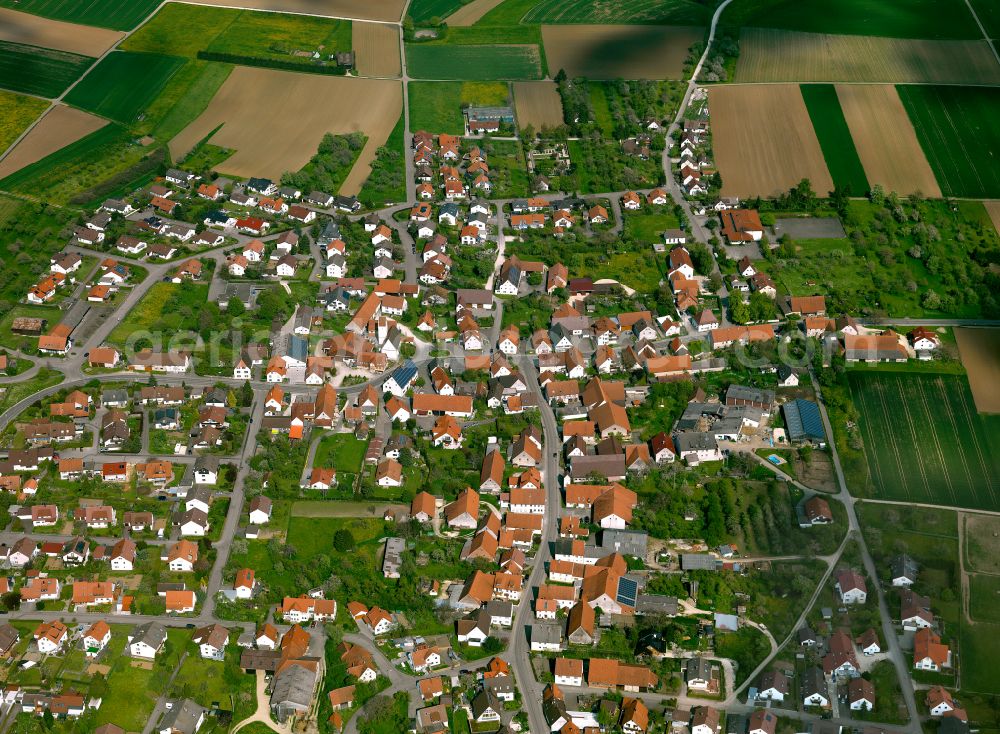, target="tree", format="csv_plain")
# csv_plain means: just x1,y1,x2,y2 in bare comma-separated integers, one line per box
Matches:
482,636,503,654
227,297,246,317
333,529,355,552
